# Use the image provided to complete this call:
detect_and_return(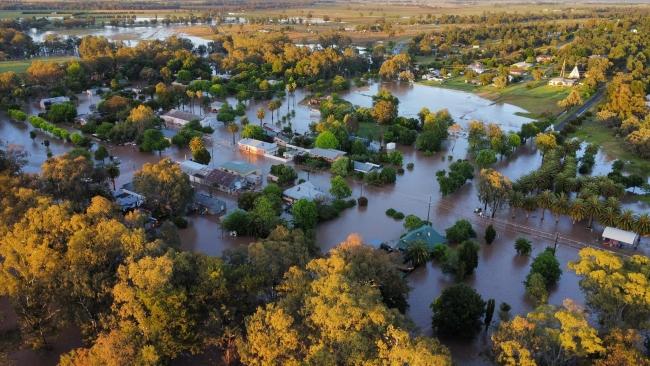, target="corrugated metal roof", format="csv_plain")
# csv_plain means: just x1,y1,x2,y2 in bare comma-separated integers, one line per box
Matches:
602,227,638,245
